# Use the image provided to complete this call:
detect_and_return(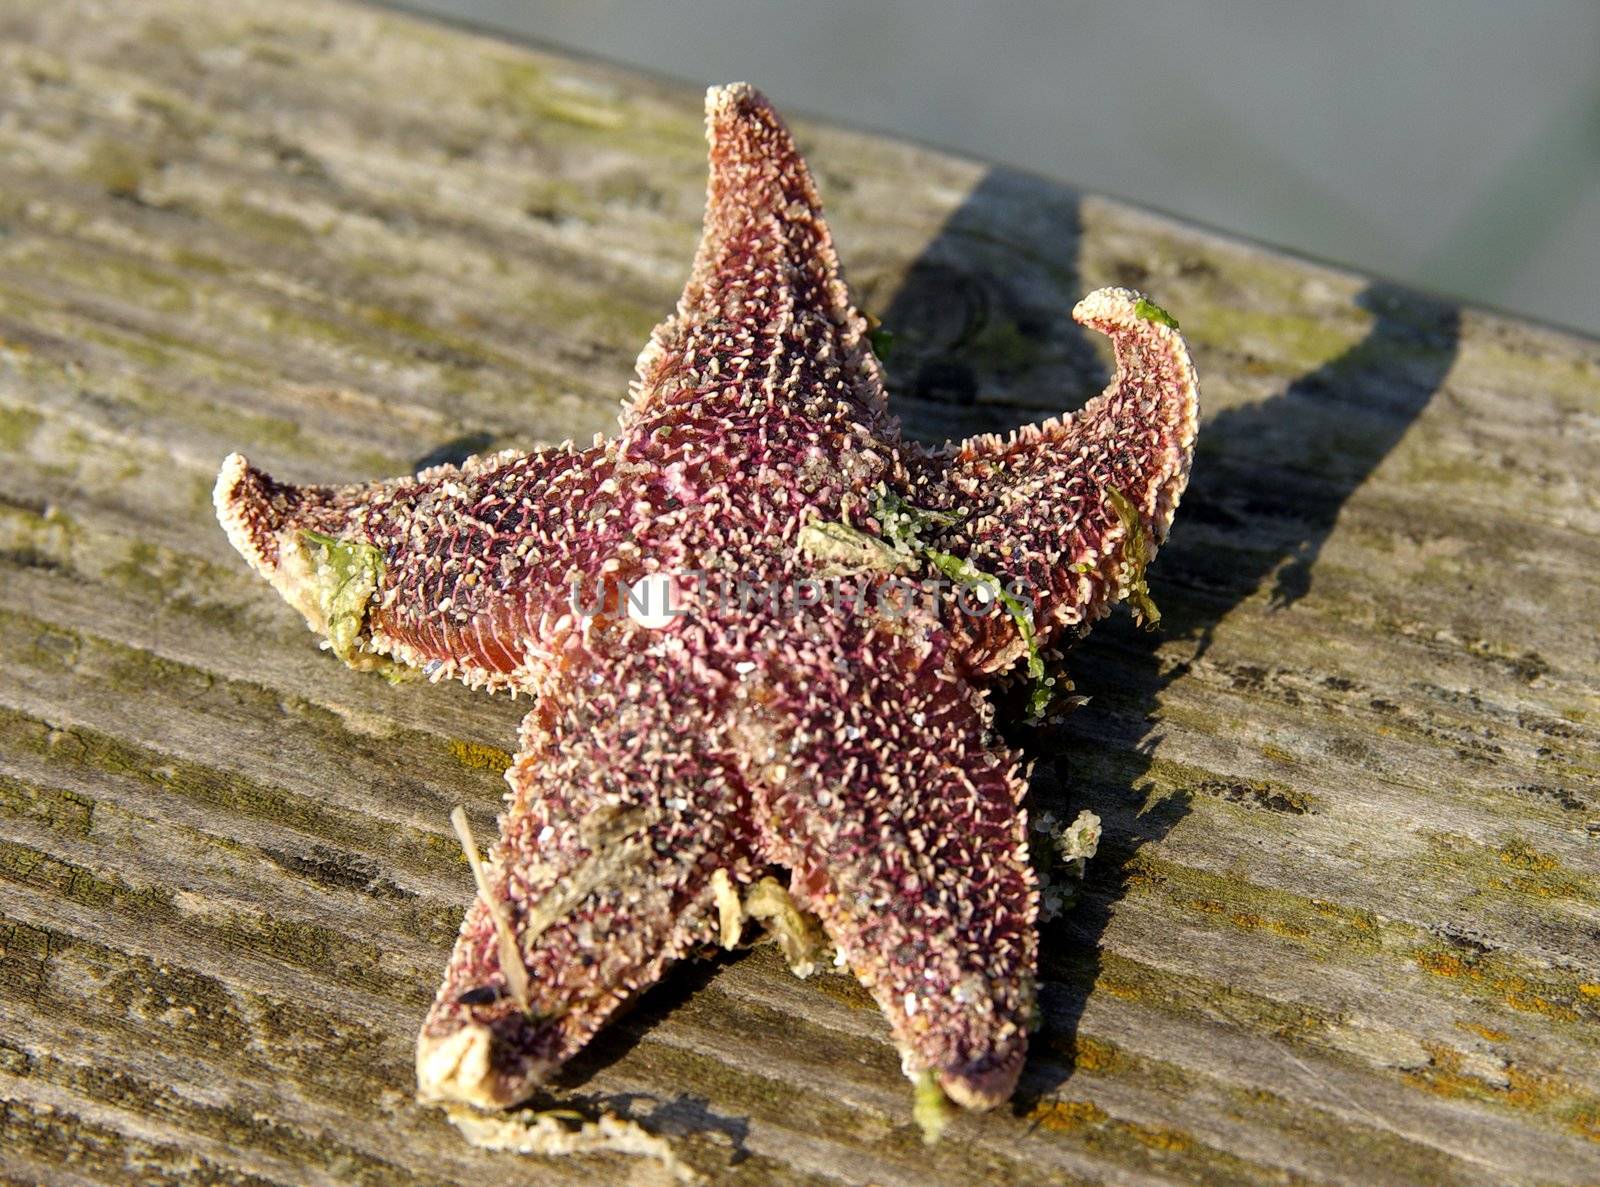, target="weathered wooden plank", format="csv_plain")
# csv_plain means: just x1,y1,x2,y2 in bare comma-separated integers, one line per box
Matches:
1,1,1597,1184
